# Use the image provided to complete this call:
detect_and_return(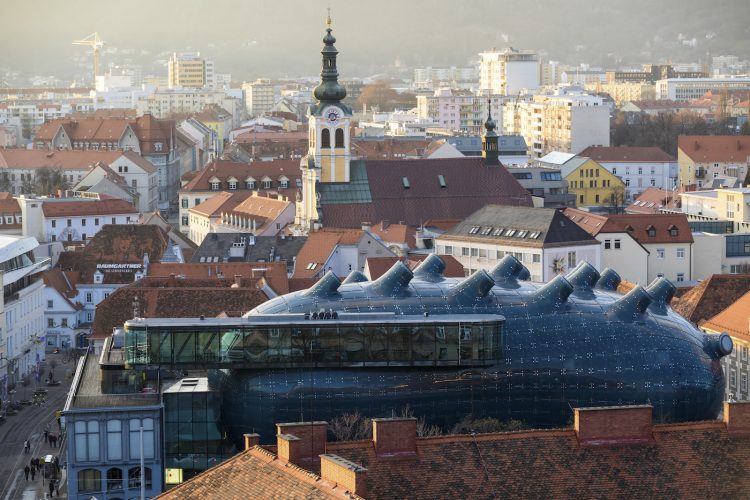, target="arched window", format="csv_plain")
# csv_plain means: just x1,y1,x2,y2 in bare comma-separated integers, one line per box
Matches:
335,128,344,148
107,467,123,491
128,466,152,489
321,128,331,148
78,468,102,493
